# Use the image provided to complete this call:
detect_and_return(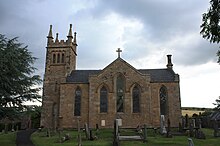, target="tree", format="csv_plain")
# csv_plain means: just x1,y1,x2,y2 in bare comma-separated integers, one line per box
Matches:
200,0,220,63
0,34,41,120
213,96,220,111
